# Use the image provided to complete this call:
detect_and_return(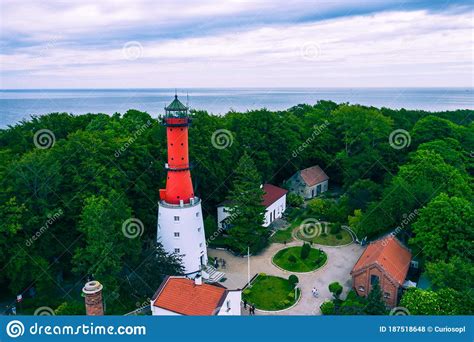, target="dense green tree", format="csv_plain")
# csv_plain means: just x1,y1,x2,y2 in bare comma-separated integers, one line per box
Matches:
400,288,472,315
365,283,387,315
410,193,473,262
225,152,266,254
425,257,474,291
411,115,460,147
72,192,141,298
